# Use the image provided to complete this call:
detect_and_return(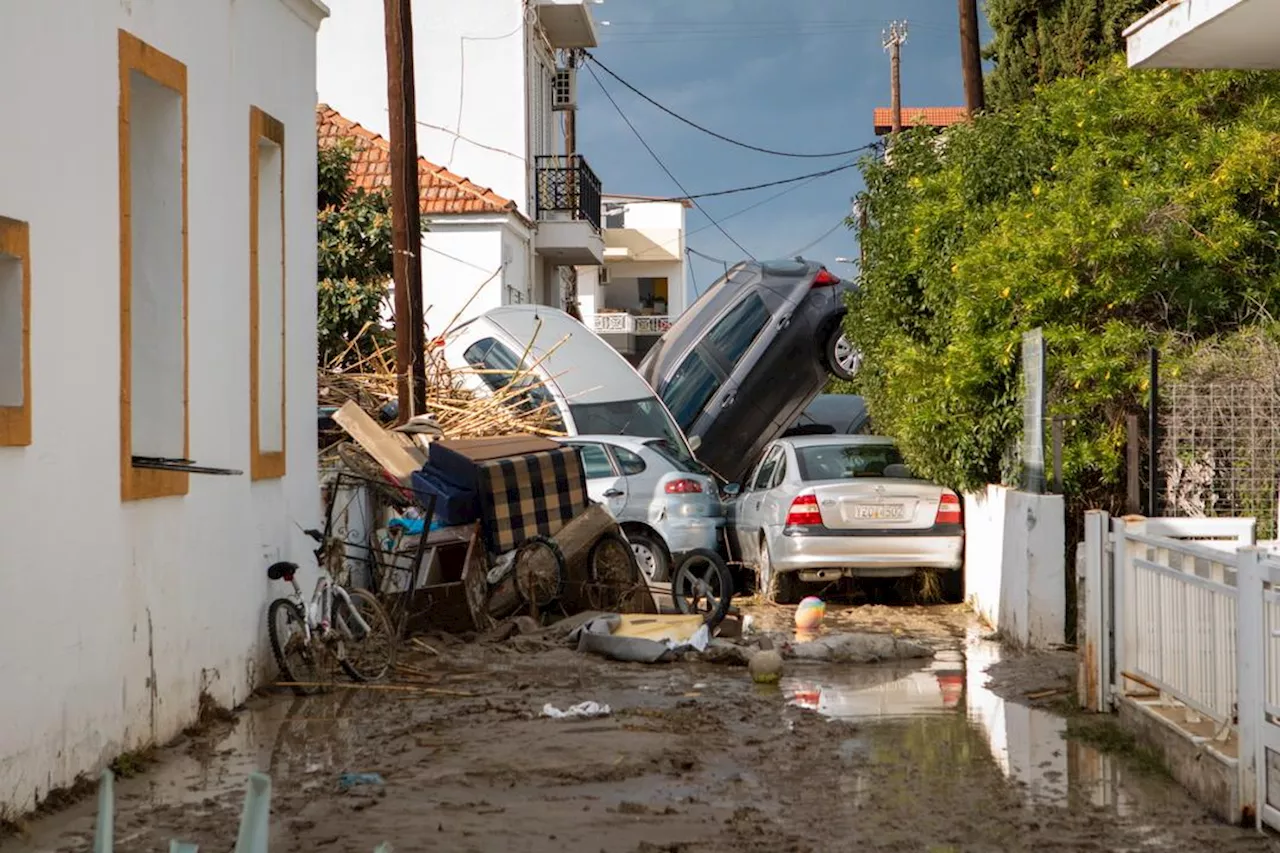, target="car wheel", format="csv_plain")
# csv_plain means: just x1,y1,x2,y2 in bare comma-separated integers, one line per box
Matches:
824,325,860,382
759,537,801,605
627,529,670,582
